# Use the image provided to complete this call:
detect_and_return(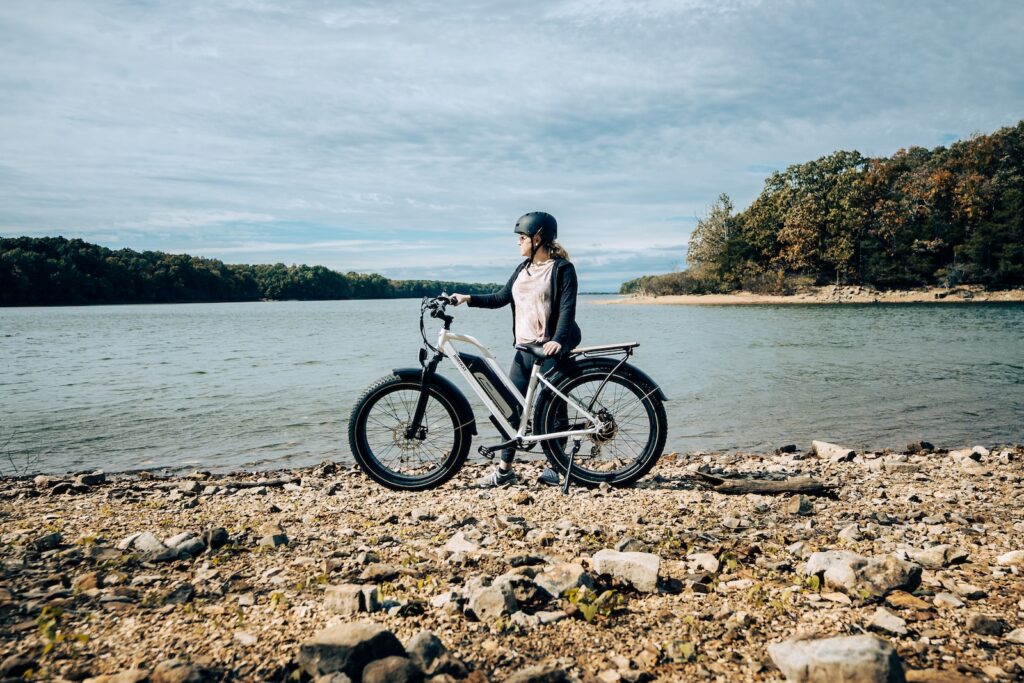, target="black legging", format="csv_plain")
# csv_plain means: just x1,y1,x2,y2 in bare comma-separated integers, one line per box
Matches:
500,350,557,464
